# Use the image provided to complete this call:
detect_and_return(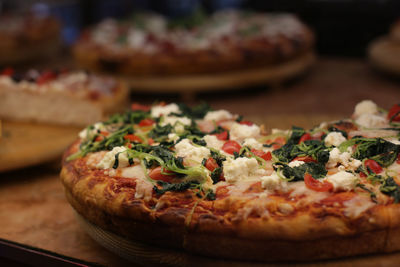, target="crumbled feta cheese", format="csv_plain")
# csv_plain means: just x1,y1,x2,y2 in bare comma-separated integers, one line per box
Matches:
161,116,191,127
230,123,260,142
127,29,147,48
289,160,306,168
355,114,387,128
326,148,362,170
353,100,378,118
325,171,358,191
168,133,179,141
223,157,266,184
203,135,224,150
324,132,347,147
79,122,106,140
175,139,210,165
151,103,180,117
97,146,129,169
242,138,263,150
260,172,288,191
204,110,233,121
